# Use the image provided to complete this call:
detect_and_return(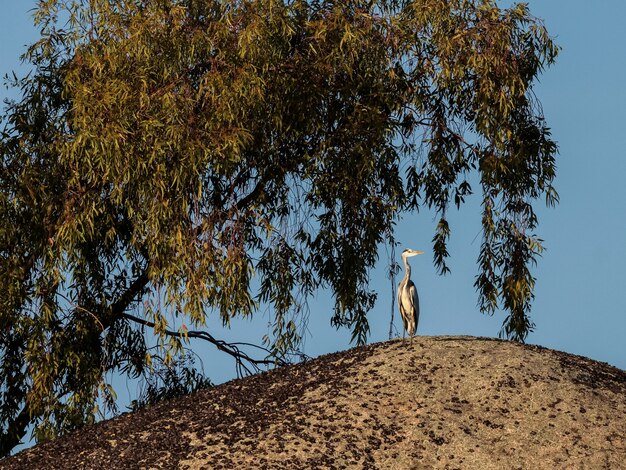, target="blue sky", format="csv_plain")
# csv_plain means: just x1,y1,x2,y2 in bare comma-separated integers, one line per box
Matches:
1,0,625,396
